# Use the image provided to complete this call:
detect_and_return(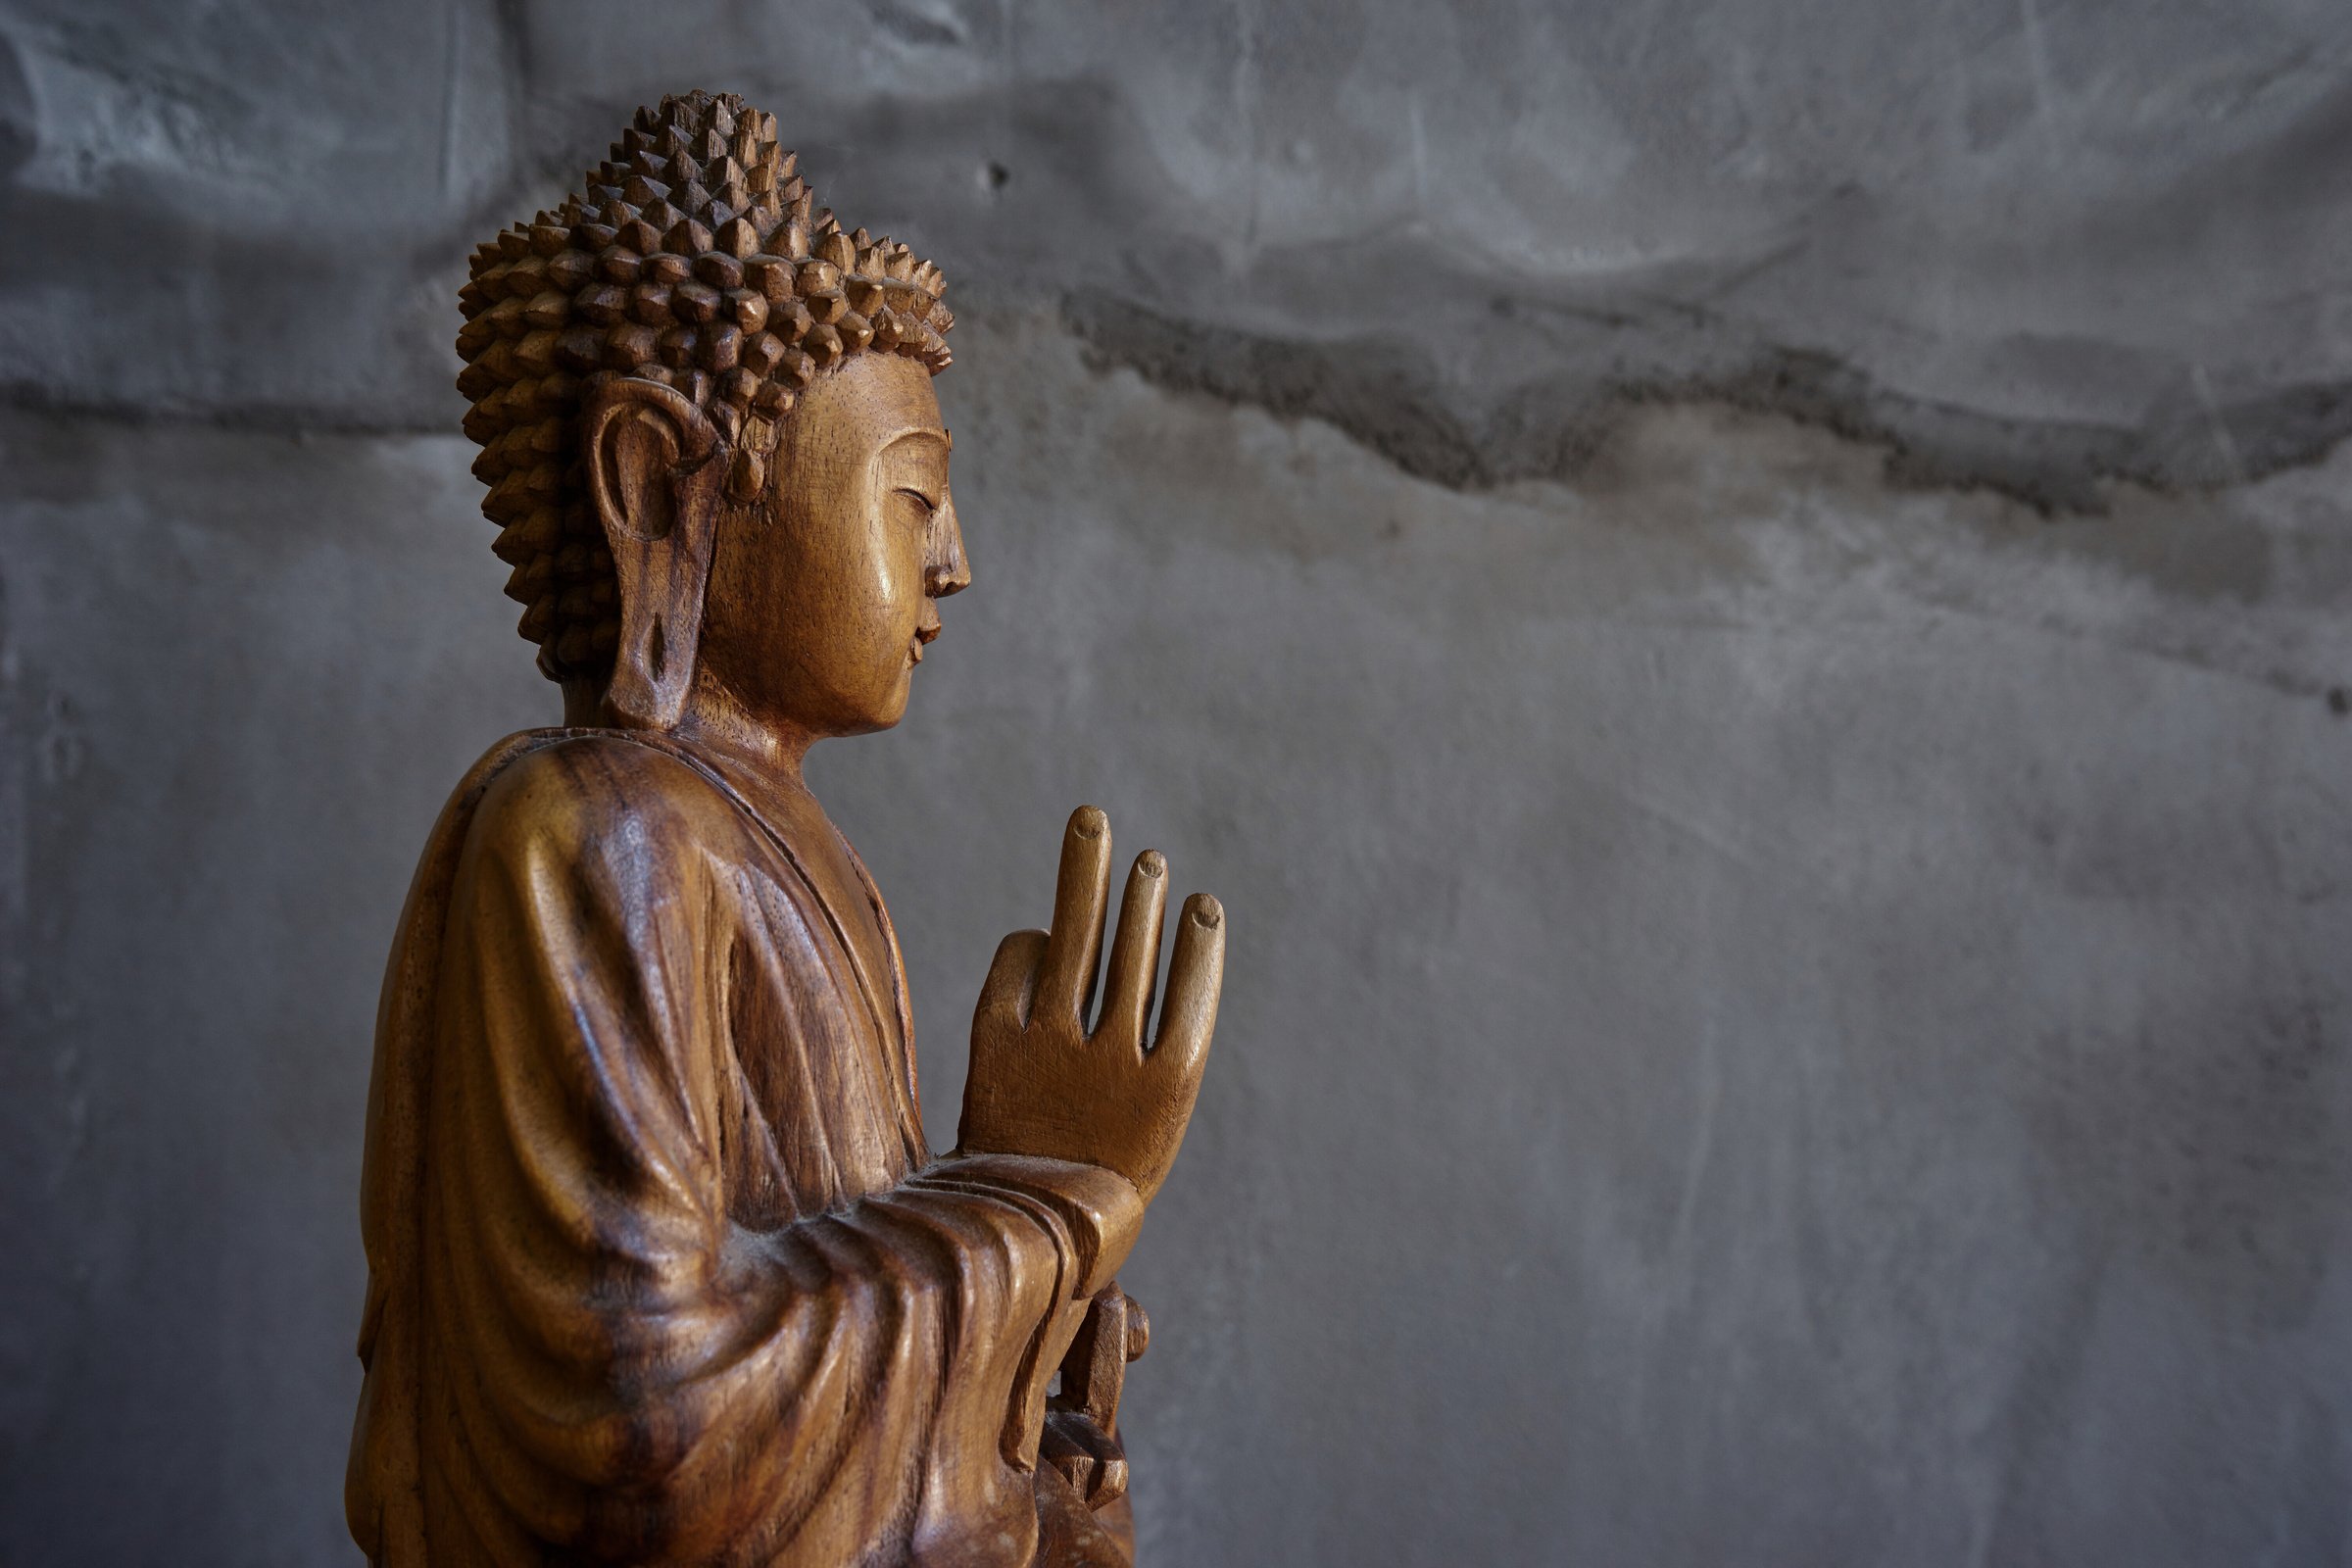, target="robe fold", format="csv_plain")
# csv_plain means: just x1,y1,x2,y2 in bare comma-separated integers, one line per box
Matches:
348,729,1142,1567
